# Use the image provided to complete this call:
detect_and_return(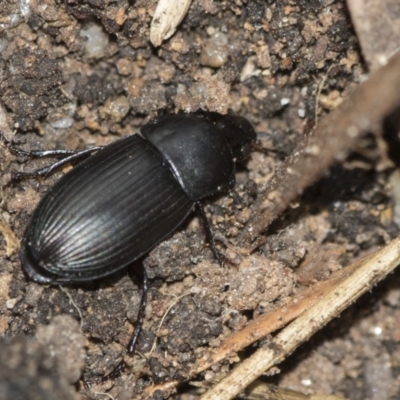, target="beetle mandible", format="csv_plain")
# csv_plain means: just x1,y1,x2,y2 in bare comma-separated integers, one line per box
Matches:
16,111,256,373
